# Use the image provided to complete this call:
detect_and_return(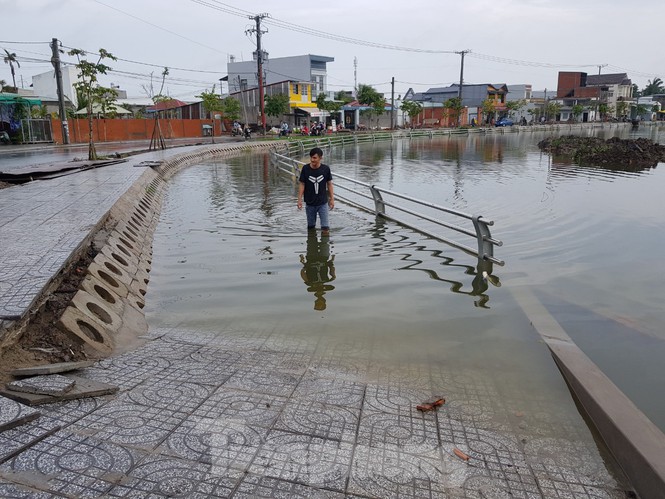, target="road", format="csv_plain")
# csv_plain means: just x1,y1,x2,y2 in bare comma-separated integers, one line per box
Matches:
0,136,239,173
